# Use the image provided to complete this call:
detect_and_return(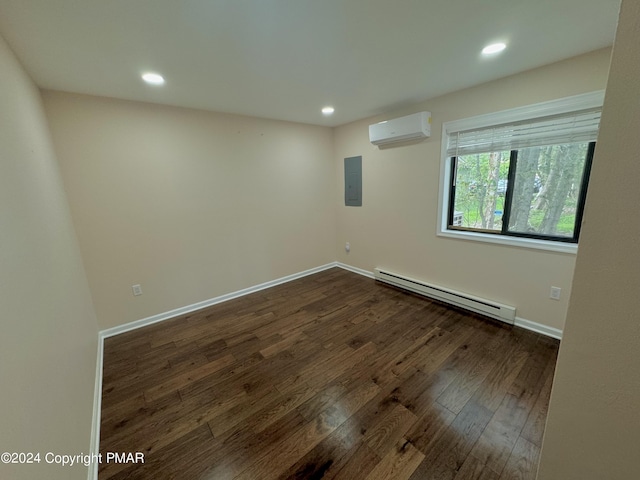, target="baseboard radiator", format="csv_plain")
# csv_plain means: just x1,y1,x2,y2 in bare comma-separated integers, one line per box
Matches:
374,268,516,325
